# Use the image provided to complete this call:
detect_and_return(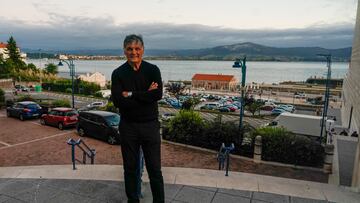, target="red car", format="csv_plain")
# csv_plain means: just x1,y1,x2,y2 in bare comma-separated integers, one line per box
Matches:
40,108,79,130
